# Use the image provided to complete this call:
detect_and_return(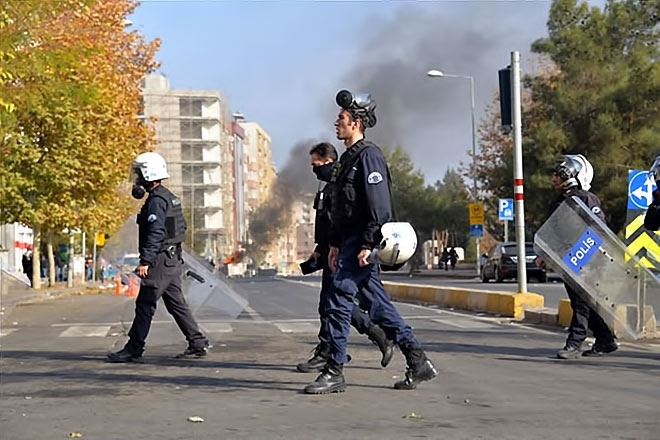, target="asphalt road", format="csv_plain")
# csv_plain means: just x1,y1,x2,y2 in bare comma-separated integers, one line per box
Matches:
0,275,658,440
